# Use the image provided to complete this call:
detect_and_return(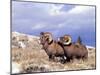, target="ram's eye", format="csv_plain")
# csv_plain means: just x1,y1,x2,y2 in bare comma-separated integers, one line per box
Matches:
44,35,48,38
